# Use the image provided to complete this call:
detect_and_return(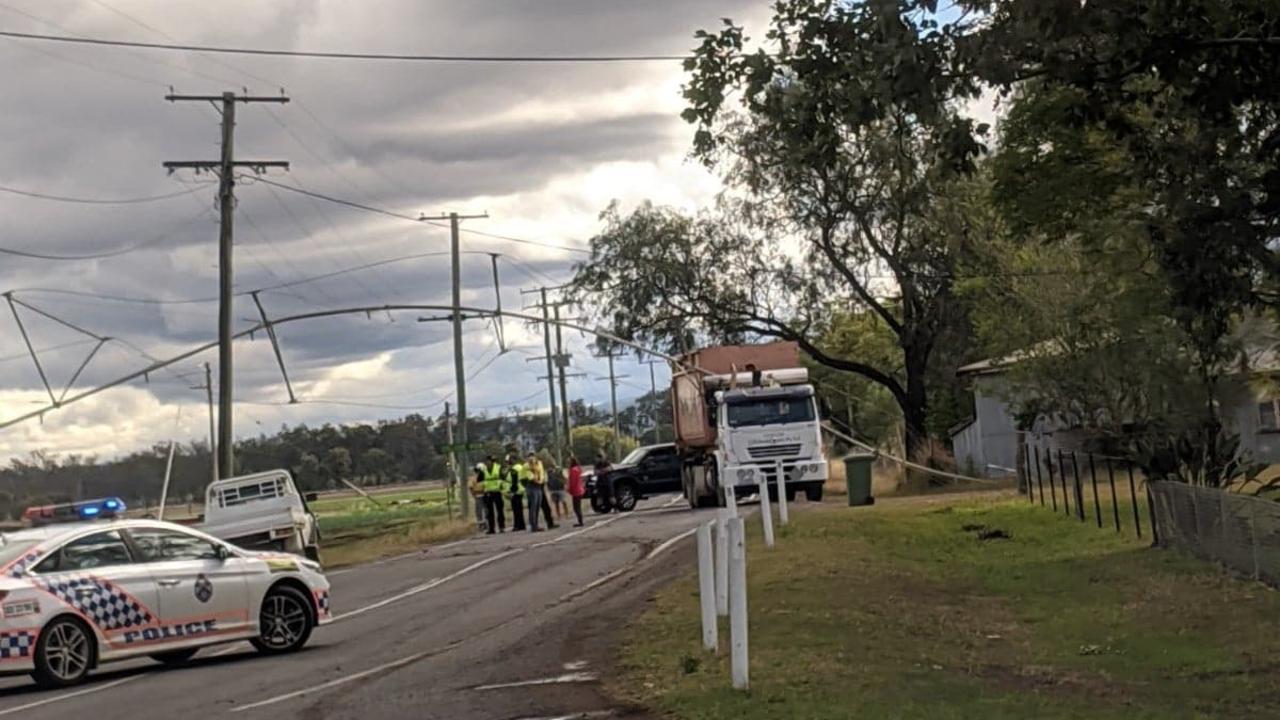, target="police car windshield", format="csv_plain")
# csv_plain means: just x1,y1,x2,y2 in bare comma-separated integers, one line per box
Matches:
0,538,42,566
